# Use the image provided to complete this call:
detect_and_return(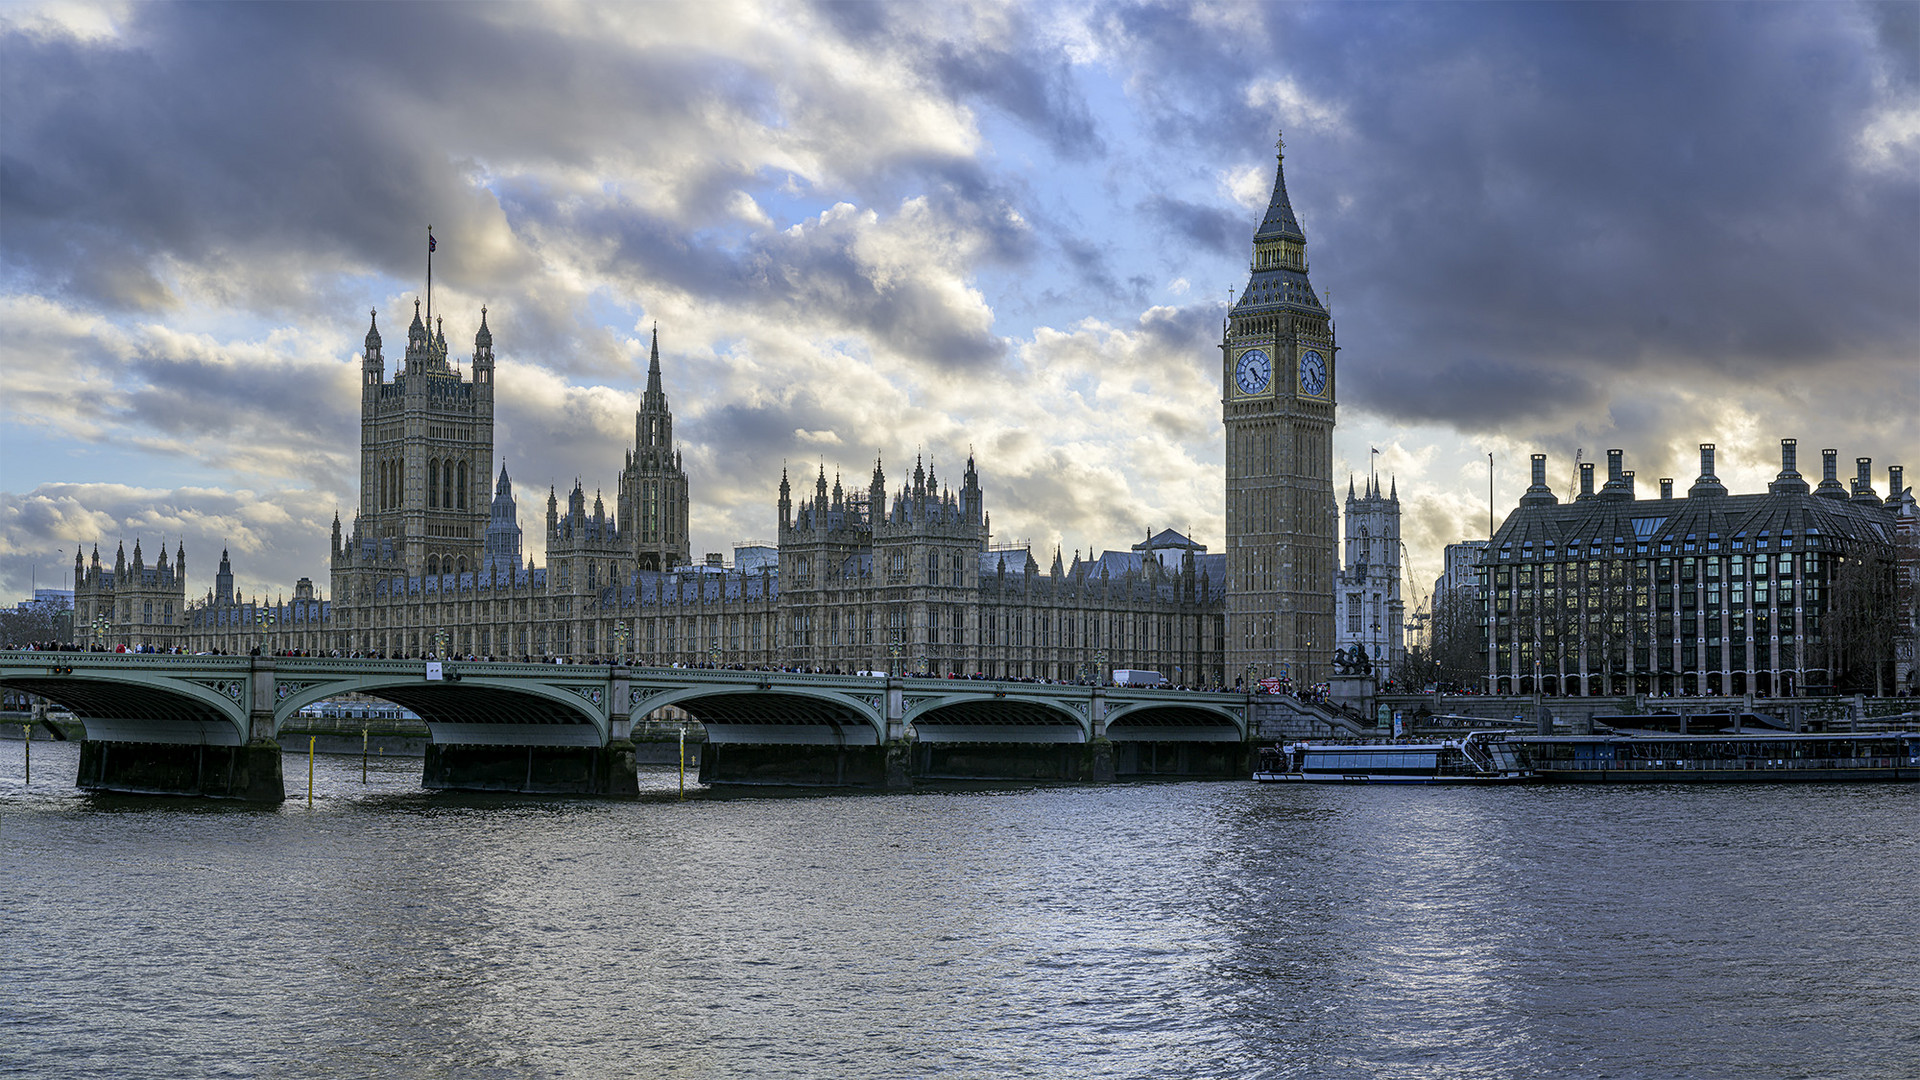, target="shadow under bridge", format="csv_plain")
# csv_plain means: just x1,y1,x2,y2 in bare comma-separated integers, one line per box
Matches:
906,694,1089,744
655,688,886,746
334,680,609,747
